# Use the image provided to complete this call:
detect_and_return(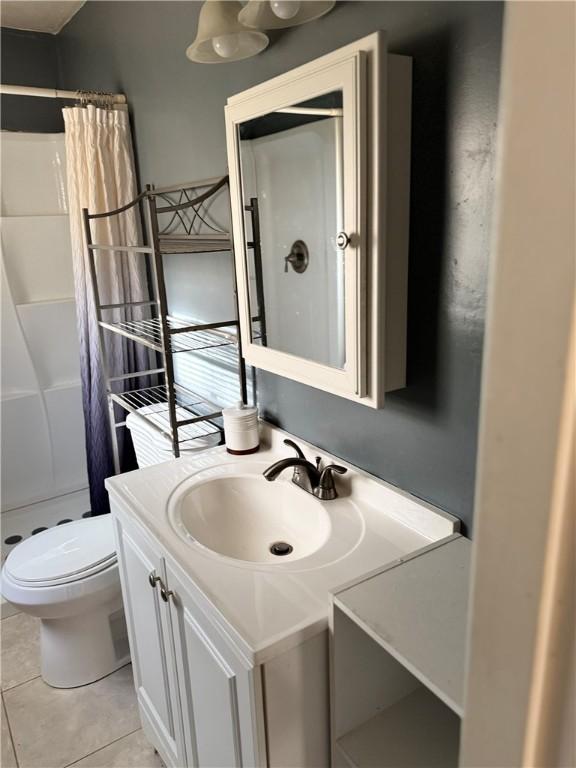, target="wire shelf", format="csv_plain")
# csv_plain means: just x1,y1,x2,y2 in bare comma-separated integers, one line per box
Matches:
111,384,223,445
158,235,232,254
99,316,239,354
86,238,231,255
